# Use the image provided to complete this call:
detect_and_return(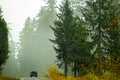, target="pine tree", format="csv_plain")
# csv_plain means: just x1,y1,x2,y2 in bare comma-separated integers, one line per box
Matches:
83,0,120,75
106,2,120,75
70,17,92,76
37,0,56,29
50,0,74,76
0,8,9,73
82,0,111,75
18,0,57,76
19,17,37,76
